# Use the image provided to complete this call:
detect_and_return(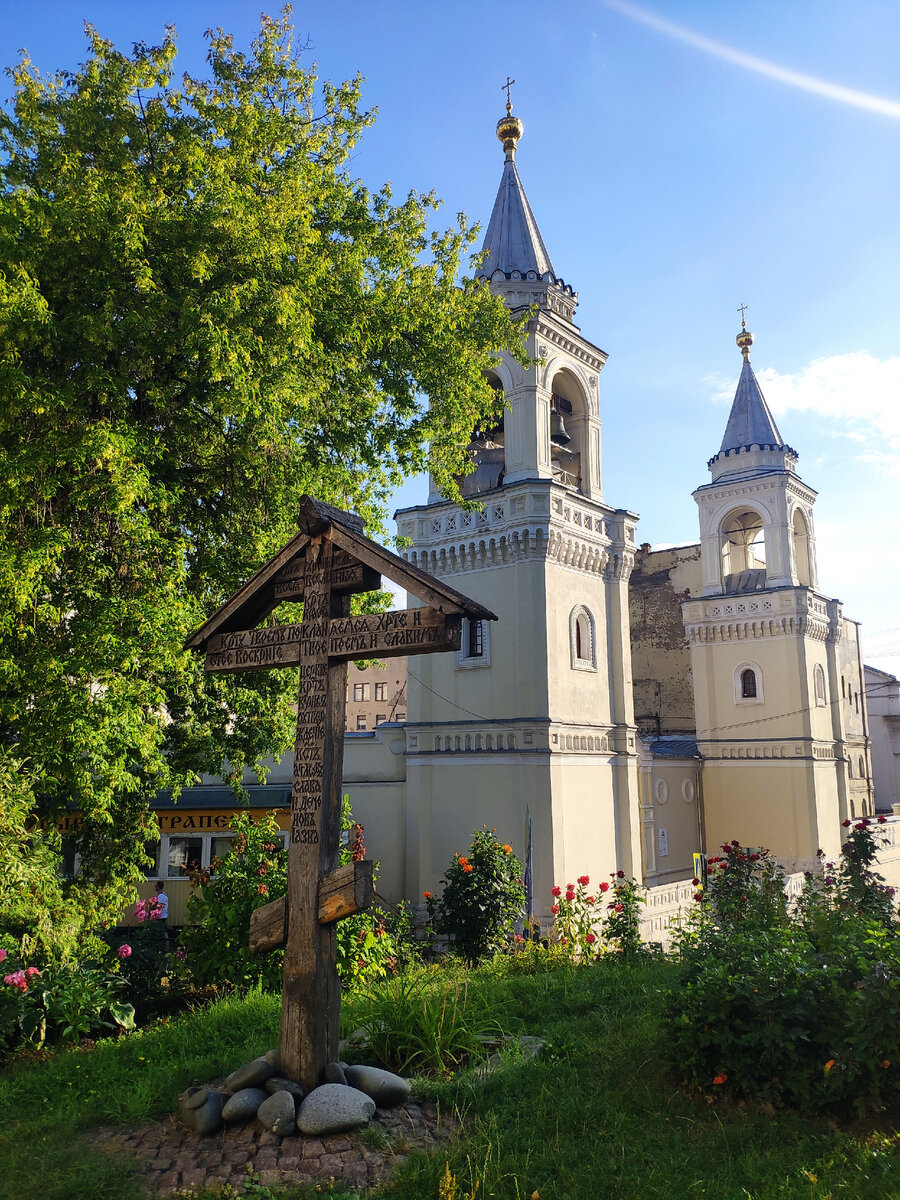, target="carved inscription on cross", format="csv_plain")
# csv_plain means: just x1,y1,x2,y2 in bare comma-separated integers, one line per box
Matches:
186,496,496,1093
